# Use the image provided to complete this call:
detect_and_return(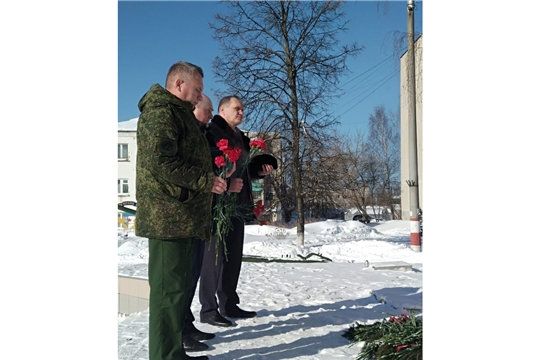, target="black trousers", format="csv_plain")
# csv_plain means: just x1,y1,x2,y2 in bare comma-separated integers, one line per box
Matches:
182,238,205,335
199,216,245,319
